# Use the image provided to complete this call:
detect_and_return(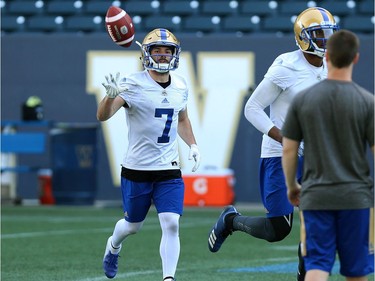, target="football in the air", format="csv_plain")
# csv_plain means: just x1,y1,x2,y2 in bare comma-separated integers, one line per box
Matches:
105,6,135,48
